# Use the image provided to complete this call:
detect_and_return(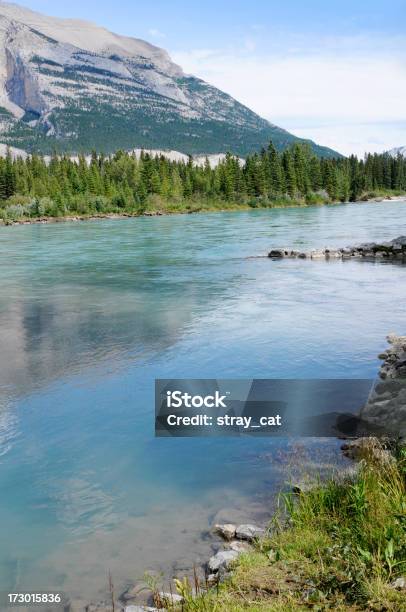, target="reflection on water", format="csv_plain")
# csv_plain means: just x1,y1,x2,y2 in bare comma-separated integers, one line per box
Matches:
0,202,405,602
0,402,18,458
